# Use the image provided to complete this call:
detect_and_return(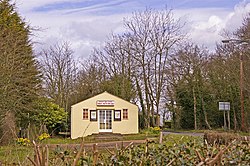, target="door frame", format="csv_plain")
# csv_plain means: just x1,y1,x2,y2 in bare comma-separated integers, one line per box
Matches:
98,110,113,132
